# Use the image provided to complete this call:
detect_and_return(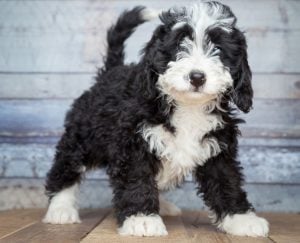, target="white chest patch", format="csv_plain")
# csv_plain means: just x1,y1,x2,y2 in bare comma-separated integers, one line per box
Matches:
142,104,223,190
